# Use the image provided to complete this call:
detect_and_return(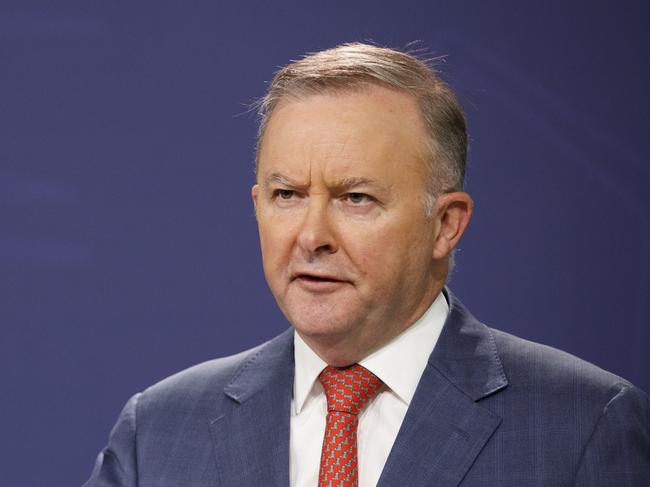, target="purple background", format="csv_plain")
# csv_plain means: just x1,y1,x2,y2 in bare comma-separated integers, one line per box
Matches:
2,1,648,485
